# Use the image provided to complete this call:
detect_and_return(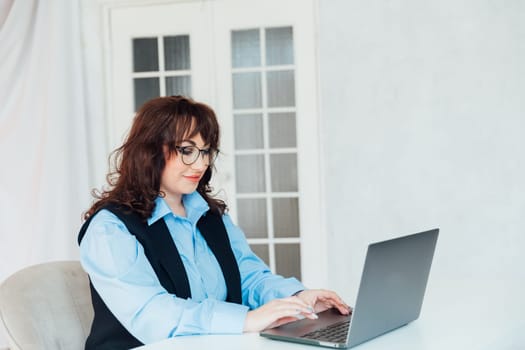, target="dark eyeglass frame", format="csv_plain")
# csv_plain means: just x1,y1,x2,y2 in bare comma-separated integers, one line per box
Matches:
175,145,219,166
